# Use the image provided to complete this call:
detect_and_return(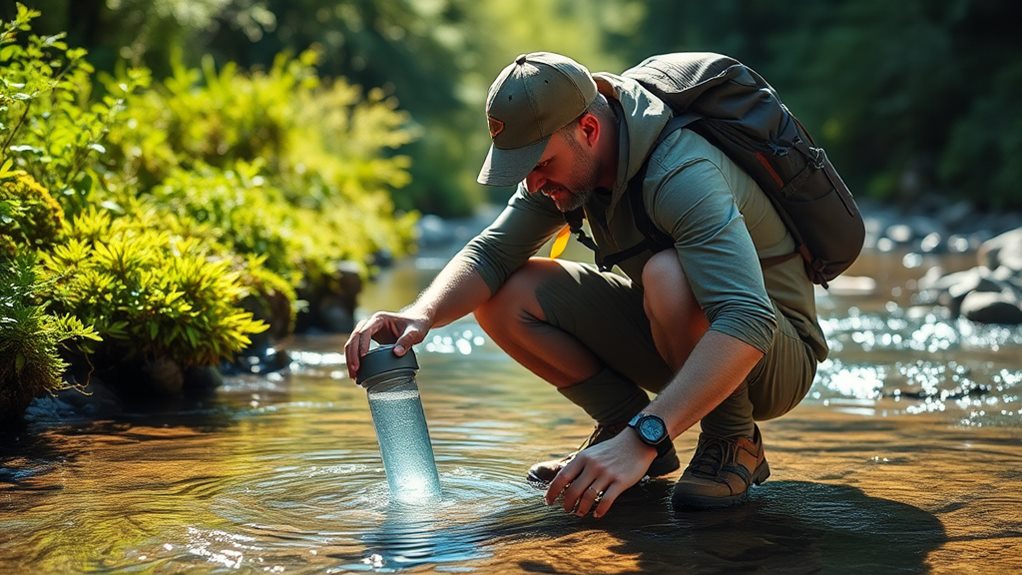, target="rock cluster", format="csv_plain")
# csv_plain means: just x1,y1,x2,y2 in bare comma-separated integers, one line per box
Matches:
918,228,1022,325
